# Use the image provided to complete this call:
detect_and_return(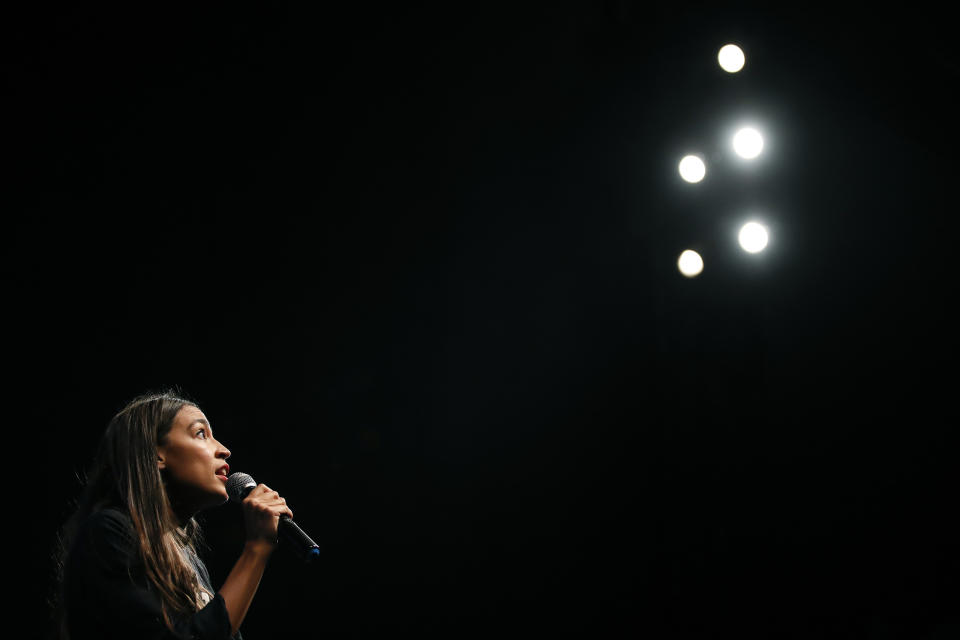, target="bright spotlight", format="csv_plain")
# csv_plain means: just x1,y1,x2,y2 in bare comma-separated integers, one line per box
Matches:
678,155,706,183
718,44,745,73
677,250,704,277
738,222,769,253
733,127,764,159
